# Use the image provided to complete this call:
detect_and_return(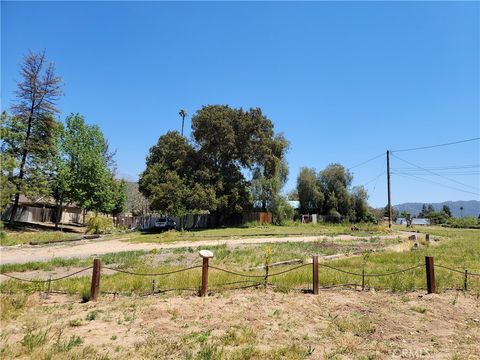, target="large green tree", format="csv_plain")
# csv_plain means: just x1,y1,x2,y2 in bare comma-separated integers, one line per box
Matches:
0,112,19,210
7,51,62,223
140,106,288,219
51,114,119,224
296,167,324,214
296,163,371,222
318,164,353,217
191,105,288,219
139,131,218,216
